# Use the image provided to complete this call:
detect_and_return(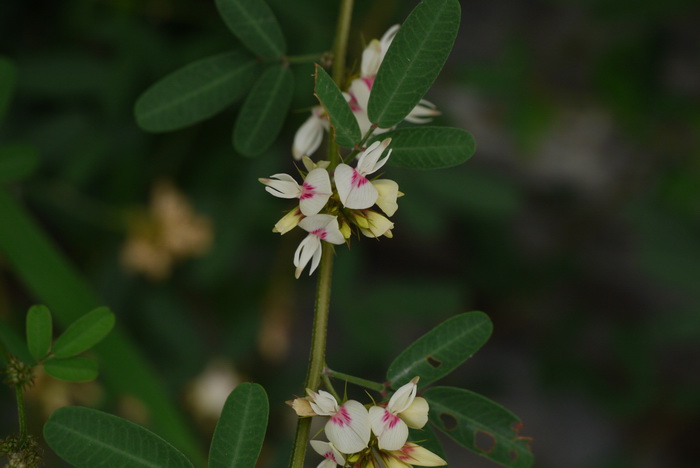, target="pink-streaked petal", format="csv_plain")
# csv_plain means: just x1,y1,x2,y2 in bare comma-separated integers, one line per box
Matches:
325,400,370,454
334,164,377,210
293,111,326,160
387,378,418,414
398,396,429,429
299,214,336,233
294,234,321,279
310,440,345,465
348,78,371,112
369,406,409,451
390,442,447,466
299,168,332,216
